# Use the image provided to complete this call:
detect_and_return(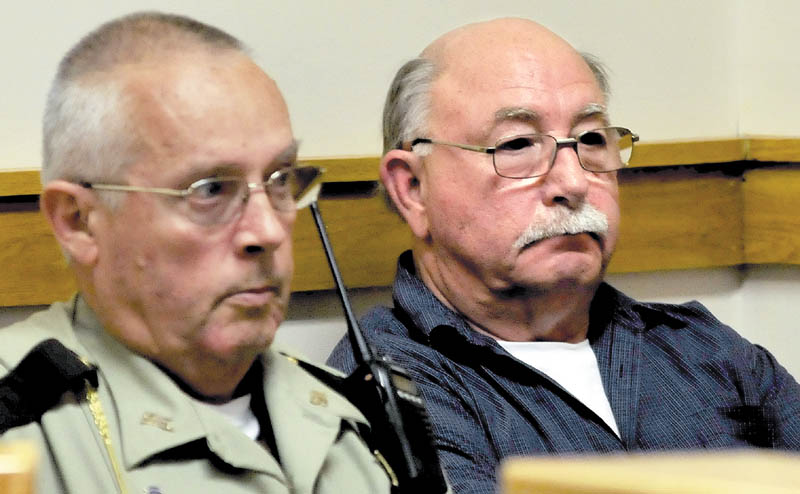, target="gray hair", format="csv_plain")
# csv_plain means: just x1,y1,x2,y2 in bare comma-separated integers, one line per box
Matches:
382,58,438,155
381,52,611,156
579,52,610,101
41,11,246,187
